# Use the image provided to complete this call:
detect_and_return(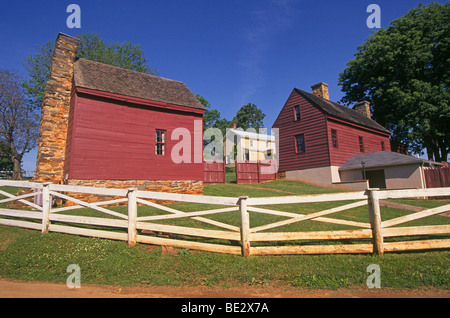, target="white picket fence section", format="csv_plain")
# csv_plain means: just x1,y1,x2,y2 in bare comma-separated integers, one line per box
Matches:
0,180,449,256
